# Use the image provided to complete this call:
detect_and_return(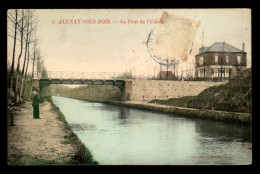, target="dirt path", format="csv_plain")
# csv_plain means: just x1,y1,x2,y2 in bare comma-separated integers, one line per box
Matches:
8,101,76,165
